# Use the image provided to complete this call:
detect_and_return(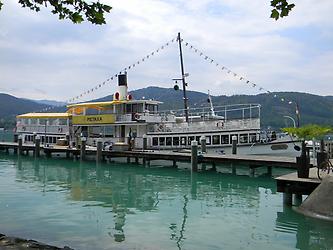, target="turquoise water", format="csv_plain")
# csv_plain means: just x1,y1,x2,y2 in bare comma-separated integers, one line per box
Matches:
0,153,332,250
